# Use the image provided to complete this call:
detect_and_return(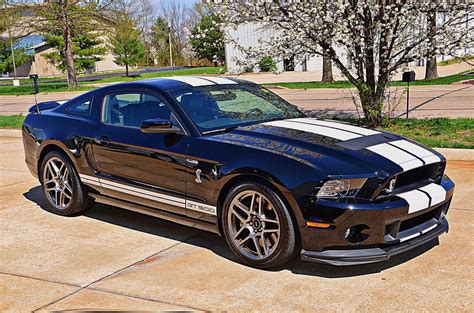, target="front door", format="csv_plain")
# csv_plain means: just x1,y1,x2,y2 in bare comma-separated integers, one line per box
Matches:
91,89,189,216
